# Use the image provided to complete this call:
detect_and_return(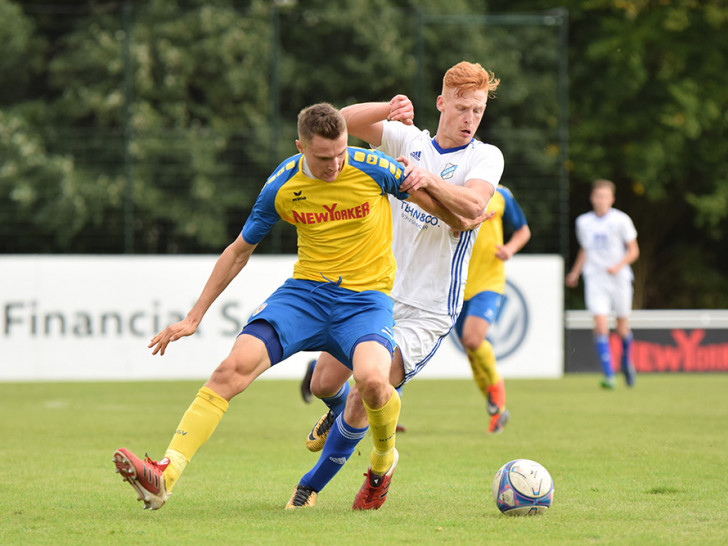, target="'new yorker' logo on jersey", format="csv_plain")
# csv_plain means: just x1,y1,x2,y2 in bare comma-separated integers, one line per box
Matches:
441,163,457,180
292,202,371,224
